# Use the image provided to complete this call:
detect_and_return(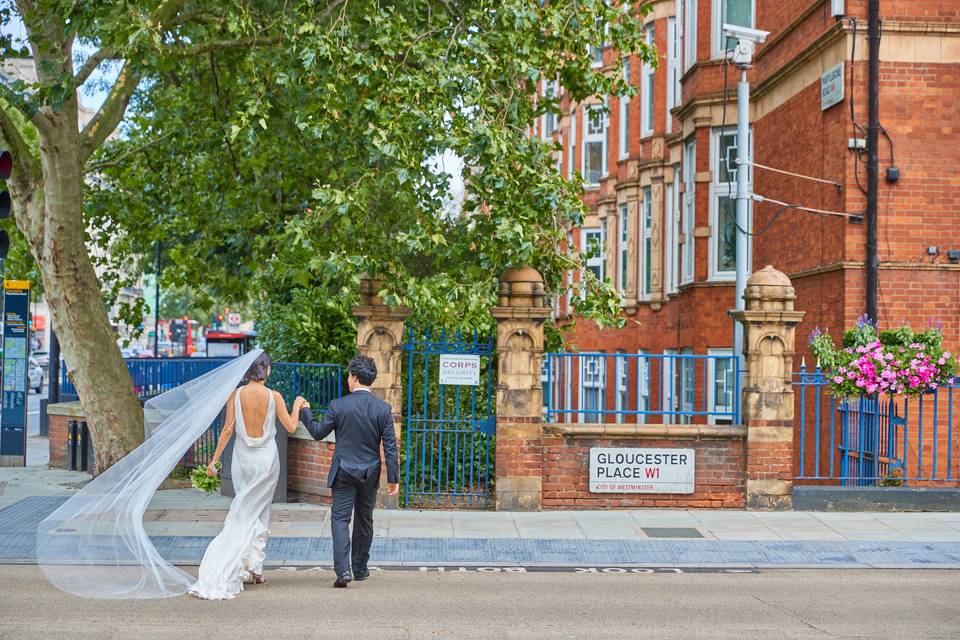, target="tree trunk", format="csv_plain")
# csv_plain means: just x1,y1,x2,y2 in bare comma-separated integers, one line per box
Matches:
18,110,145,474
